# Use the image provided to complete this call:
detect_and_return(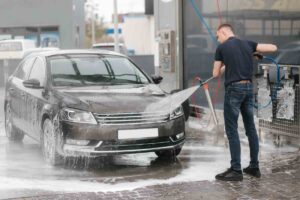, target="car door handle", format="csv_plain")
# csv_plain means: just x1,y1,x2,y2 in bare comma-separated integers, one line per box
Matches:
20,93,26,97
9,88,14,92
